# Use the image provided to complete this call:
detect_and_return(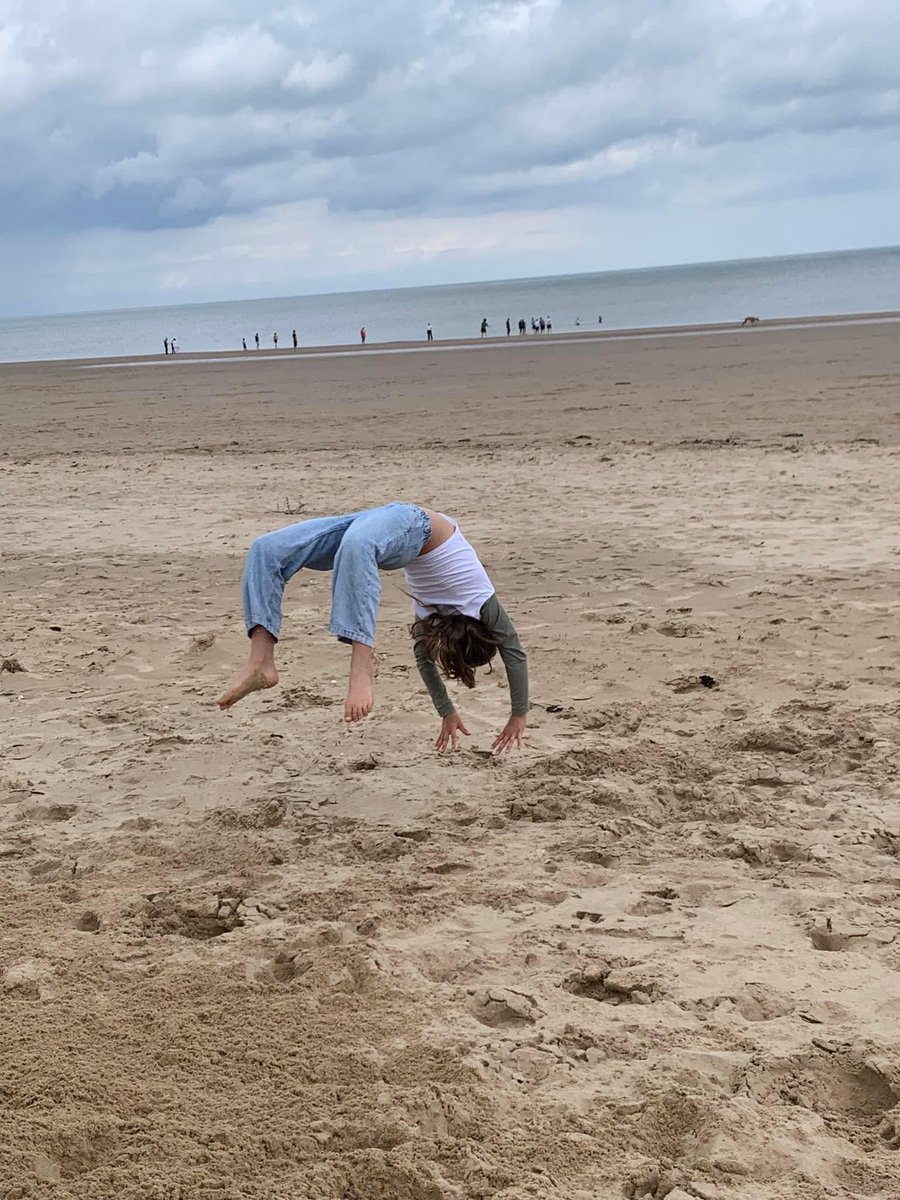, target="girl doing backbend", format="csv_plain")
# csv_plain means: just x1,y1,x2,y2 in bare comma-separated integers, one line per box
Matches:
218,503,529,753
